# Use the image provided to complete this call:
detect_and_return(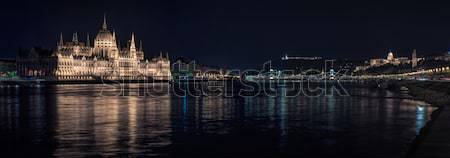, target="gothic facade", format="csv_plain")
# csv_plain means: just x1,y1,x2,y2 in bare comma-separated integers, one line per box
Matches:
17,17,171,81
